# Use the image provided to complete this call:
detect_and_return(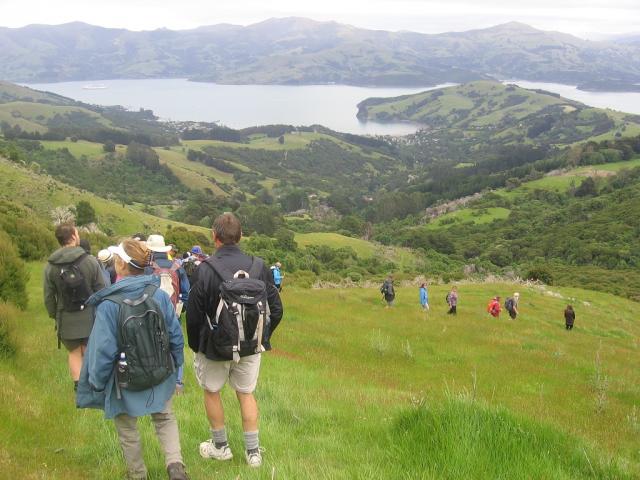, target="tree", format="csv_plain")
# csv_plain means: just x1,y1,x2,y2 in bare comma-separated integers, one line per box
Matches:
574,177,597,197
126,142,160,170
103,141,116,153
75,200,96,226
